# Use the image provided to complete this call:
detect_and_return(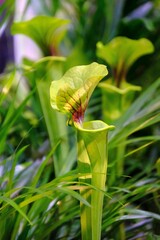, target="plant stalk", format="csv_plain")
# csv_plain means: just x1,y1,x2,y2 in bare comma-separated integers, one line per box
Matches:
76,120,114,240
36,79,69,176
